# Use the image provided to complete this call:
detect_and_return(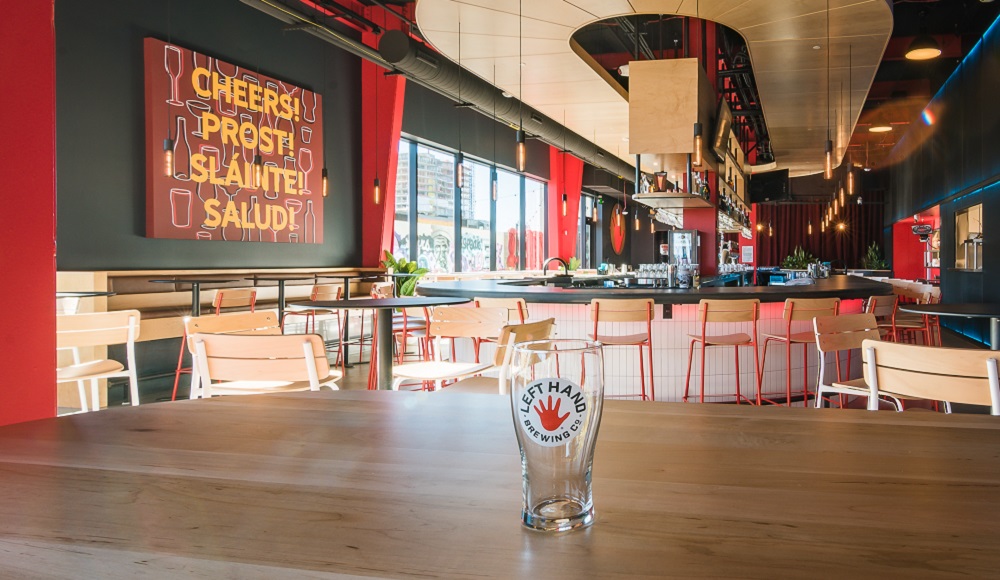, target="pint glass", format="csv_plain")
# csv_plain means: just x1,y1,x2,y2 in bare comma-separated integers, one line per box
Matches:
510,340,604,532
